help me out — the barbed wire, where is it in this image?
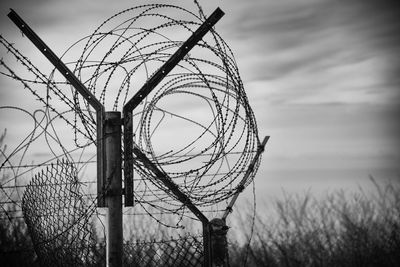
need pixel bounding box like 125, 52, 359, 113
2, 2, 262, 219
1, 1, 263, 265
65, 3, 261, 210
0, 36, 96, 145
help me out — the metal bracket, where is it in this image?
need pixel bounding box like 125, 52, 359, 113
132, 145, 209, 223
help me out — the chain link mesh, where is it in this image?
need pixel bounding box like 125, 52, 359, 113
22, 159, 98, 266
2, 2, 260, 265
21, 159, 208, 266
124, 236, 203, 267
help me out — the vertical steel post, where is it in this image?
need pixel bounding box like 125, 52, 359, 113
203, 222, 212, 267
104, 112, 123, 267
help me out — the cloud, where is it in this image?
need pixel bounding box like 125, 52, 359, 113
213, 0, 400, 108
2, 0, 399, 106
1, 0, 399, 187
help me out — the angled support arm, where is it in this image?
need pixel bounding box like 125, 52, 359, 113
132, 145, 209, 223
8, 9, 107, 207
133, 145, 214, 267
222, 136, 270, 221
123, 7, 224, 206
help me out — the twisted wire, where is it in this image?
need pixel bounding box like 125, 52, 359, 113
1, 1, 263, 248
59, 4, 261, 212
0, 37, 96, 146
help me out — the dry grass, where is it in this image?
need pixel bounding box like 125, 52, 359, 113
2, 141, 399, 267
228, 177, 400, 267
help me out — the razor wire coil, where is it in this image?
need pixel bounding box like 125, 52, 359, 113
1, 3, 261, 213
61, 4, 261, 209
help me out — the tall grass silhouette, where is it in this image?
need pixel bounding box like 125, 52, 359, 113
2, 129, 399, 267
229, 177, 400, 267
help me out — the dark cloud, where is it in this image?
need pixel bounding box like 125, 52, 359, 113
344, 0, 400, 124
0, 0, 50, 11
330, 0, 400, 80
222, 1, 345, 80
222, 0, 400, 106
233, 3, 323, 39
0, 0, 398, 188
0, 0, 53, 30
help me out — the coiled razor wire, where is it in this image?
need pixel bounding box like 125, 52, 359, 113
1, 1, 262, 224
63, 3, 262, 209
22, 159, 98, 266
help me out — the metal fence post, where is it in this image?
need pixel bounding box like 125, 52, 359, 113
7, 7, 260, 267
105, 112, 123, 267
203, 222, 212, 267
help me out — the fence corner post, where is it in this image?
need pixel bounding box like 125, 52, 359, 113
104, 111, 123, 267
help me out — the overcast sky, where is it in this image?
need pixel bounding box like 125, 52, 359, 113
1, 0, 399, 199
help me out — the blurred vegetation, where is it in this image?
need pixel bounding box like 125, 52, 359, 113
2, 130, 400, 266
1, 177, 399, 266
0, 204, 38, 266
0, 129, 37, 266
229, 177, 400, 267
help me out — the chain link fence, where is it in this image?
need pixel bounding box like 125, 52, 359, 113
22, 159, 98, 266
21, 159, 208, 266
124, 237, 203, 267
